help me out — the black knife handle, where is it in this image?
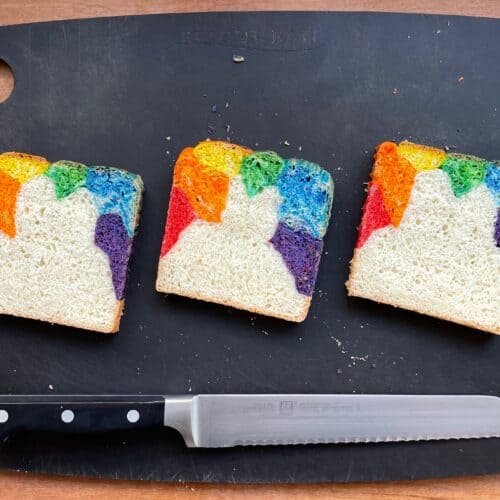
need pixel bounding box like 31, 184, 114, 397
0, 395, 165, 439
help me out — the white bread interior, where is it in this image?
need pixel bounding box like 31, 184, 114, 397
0, 176, 122, 333
157, 176, 310, 322
347, 169, 500, 334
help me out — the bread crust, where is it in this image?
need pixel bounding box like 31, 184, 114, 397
398, 140, 444, 155
0, 300, 124, 334
346, 250, 500, 335
2, 151, 49, 163
156, 275, 311, 323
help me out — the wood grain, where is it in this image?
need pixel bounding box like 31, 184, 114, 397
1, 470, 500, 499
0, 1, 499, 498
0, 0, 499, 26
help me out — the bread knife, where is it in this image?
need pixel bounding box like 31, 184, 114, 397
0, 394, 498, 447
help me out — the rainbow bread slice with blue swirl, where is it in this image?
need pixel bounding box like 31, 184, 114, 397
347, 141, 500, 334
156, 141, 334, 322
0, 152, 143, 333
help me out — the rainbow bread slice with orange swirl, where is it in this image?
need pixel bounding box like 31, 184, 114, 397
347, 141, 500, 334
0, 152, 143, 333
156, 141, 334, 322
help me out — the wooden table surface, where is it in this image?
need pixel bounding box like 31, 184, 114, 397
0, 1, 499, 498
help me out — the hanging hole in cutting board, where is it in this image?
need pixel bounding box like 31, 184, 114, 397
0, 59, 14, 103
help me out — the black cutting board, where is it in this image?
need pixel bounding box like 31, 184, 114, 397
0, 11, 499, 483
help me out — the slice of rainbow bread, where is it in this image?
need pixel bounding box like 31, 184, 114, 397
156, 141, 333, 322
347, 141, 499, 334
0, 152, 143, 333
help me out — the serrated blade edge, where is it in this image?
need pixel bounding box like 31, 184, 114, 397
164, 394, 500, 448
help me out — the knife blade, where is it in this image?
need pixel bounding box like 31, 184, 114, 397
0, 394, 498, 448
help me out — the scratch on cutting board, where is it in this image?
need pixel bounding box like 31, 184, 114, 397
61, 23, 68, 45
345, 457, 354, 481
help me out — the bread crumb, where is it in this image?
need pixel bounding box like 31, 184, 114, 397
350, 355, 368, 362
233, 55, 245, 63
